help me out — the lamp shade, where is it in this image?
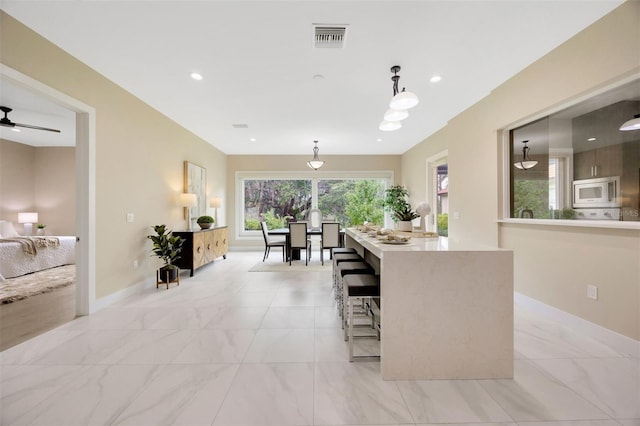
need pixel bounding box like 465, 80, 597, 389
514, 160, 539, 170
379, 120, 401, 131
383, 108, 409, 122
18, 212, 38, 223
389, 89, 419, 110
210, 197, 222, 208
179, 193, 197, 207
619, 114, 640, 131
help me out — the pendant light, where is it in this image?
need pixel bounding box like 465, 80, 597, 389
513, 140, 538, 170
378, 65, 419, 131
307, 140, 325, 170
619, 114, 640, 131
389, 65, 419, 110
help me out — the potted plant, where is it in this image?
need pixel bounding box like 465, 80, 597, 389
36, 223, 46, 236
383, 185, 419, 231
196, 215, 215, 229
147, 224, 185, 283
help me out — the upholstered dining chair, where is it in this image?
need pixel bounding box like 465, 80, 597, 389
288, 222, 311, 266
320, 222, 341, 265
260, 221, 286, 262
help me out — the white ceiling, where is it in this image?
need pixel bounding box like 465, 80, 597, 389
0, 1, 623, 154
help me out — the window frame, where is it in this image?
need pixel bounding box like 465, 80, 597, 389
499, 74, 640, 230
236, 170, 394, 239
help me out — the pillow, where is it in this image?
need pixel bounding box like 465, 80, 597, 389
0, 220, 20, 238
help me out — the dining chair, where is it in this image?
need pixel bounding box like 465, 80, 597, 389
320, 222, 341, 265
260, 221, 286, 262
288, 222, 311, 265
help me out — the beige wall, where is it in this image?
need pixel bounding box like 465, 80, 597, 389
226, 154, 401, 248
1, 12, 227, 299
1, 140, 76, 235
401, 1, 640, 339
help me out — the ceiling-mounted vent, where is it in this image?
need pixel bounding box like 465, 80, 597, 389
314, 25, 347, 48
232, 123, 249, 129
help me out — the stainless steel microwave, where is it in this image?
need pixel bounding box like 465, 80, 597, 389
573, 176, 620, 208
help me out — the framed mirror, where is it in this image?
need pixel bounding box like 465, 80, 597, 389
184, 161, 206, 221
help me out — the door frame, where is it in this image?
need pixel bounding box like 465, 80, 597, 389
426, 150, 448, 231
1, 64, 96, 315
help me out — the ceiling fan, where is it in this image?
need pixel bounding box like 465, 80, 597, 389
0, 106, 61, 133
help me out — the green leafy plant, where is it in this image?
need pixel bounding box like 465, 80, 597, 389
437, 213, 449, 237
37, 223, 46, 229
383, 184, 418, 222
196, 215, 214, 224
147, 225, 184, 269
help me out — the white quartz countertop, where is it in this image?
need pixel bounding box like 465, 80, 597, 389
345, 228, 503, 258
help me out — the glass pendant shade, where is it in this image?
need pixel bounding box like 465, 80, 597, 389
619, 114, 640, 131
383, 108, 409, 121
514, 160, 539, 170
389, 89, 419, 110
379, 120, 401, 131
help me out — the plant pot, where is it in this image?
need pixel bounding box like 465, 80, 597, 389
397, 221, 413, 232
198, 222, 212, 229
36, 229, 45, 236
159, 266, 179, 283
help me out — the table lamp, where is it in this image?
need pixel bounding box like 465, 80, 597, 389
18, 212, 38, 236
179, 193, 197, 230
210, 197, 222, 225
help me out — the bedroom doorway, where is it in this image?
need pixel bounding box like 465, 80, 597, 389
1, 65, 96, 318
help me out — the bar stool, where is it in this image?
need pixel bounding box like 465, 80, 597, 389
336, 261, 374, 319
343, 273, 381, 362
332, 253, 363, 294
331, 247, 357, 256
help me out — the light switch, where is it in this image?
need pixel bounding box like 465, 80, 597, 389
453, 211, 460, 220
126, 213, 134, 223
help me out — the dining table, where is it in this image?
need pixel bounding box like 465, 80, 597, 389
269, 226, 345, 260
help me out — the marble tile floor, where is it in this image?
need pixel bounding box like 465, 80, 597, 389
1, 251, 638, 426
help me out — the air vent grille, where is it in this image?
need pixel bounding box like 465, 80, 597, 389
232, 123, 249, 129
314, 26, 346, 48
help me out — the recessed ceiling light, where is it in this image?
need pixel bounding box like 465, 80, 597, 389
11, 128, 21, 132
376, 138, 382, 142
249, 138, 257, 142
429, 75, 442, 83
587, 137, 597, 141
312, 74, 325, 80
190, 72, 203, 81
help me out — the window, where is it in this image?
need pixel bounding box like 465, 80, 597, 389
237, 171, 392, 236
508, 78, 640, 222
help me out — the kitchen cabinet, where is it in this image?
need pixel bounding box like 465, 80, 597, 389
573, 143, 623, 180
174, 226, 228, 276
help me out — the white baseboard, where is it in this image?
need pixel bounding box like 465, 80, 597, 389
91, 276, 155, 313
515, 292, 639, 358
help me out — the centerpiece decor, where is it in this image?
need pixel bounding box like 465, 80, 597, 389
383, 184, 419, 232
196, 215, 215, 229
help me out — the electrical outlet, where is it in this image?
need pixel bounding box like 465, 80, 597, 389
453, 211, 460, 220
133, 260, 139, 269
126, 213, 134, 223
587, 285, 598, 300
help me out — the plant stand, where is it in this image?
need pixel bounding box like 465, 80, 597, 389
156, 268, 180, 289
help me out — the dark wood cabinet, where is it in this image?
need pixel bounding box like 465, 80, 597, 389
174, 226, 228, 276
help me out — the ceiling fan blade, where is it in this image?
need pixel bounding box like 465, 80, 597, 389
15, 122, 61, 133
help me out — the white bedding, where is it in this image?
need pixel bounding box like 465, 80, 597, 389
0, 236, 76, 280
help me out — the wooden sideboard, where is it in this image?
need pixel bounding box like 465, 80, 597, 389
174, 226, 228, 276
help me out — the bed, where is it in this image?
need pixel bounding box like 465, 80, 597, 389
0, 221, 77, 349
0, 236, 76, 281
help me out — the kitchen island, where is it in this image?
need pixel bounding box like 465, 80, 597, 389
345, 228, 513, 380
